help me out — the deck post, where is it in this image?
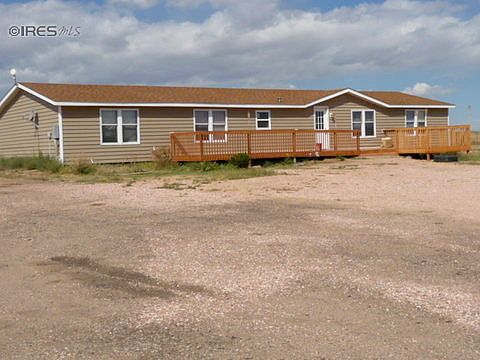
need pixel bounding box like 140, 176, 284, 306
247, 131, 252, 157
293, 130, 298, 163
425, 127, 431, 158
170, 132, 174, 160
356, 131, 360, 154
395, 130, 400, 153
199, 133, 204, 161
292, 130, 297, 156
333, 131, 338, 152
467, 125, 472, 150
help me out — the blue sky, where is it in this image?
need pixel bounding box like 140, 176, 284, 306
0, 0, 479, 128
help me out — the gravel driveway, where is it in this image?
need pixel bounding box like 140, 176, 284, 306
0, 156, 479, 359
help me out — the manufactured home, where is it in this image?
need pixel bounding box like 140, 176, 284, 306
0, 82, 465, 164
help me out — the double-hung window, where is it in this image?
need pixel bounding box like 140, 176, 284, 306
194, 109, 227, 141
256, 110, 271, 130
100, 109, 139, 144
351, 110, 376, 137
405, 110, 426, 128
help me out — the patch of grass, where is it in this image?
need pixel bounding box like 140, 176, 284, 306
0, 157, 277, 184
330, 164, 360, 170
0, 156, 62, 173
458, 151, 480, 164
258, 157, 297, 168
124, 179, 135, 187
159, 182, 191, 190
202, 166, 274, 182
186, 161, 221, 172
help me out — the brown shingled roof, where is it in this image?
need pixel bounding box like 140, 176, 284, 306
19, 82, 454, 107
362, 91, 453, 106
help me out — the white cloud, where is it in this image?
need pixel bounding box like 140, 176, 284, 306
0, 0, 479, 94
107, 0, 161, 9
404, 82, 454, 97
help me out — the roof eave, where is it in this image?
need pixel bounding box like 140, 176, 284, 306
11, 83, 455, 110
55, 101, 308, 108
17, 83, 58, 105
388, 104, 456, 108
0, 85, 21, 113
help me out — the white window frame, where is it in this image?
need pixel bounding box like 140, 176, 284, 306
351, 109, 376, 138
193, 109, 228, 142
405, 109, 428, 128
100, 108, 140, 145
255, 110, 271, 130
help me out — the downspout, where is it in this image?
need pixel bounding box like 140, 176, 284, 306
57, 105, 64, 164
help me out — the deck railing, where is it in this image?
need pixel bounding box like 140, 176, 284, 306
170, 125, 471, 162
170, 129, 361, 162
383, 125, 471, 154
472, 131, 480, 146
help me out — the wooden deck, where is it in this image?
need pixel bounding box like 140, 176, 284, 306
383, 125, 471, 154
170, 125, 471, 162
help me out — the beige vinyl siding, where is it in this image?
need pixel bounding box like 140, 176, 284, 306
227, 109, 253, 130
60, 93, 449, 163
270, 108, 314, 129
62, 107, 195, 163
425, 108, 449, 126
321, 94, 448, 148
228, 108, 314, 130
62, 107, 315, 163
0, 91, 58, 158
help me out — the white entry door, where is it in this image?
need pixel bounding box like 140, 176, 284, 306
314, 107, 330, 150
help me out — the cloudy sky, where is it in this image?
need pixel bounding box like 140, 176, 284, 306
0, 0, 479, 128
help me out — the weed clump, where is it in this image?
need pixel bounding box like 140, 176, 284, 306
71, 157, 96, 174
229, 153, 250, 168
152, 146, 175, 169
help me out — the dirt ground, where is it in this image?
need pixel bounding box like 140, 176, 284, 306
0, 156, 479, 359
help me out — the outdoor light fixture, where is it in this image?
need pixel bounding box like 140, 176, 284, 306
10, 68, 17, 84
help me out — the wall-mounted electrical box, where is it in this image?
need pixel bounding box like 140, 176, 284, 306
51, 124, 60, 140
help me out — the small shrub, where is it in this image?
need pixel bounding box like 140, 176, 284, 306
71, 157, 96, 174
229, 153, 250, 168
152, 146, 174, 169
